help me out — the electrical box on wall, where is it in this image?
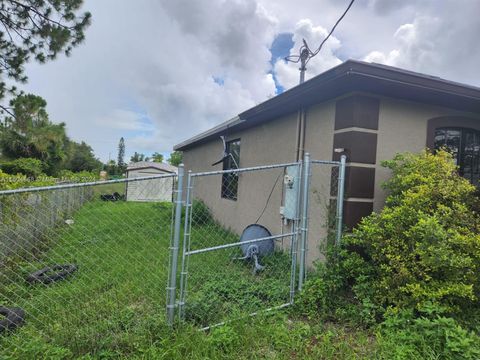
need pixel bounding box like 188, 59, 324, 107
280, 165, 300, 220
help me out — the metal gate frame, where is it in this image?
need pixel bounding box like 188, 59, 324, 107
166, 153, 346, 326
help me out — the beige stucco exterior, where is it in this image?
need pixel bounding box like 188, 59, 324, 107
183, 102, 336, 263
182, 93, 480, 263
374, 97, 480, 211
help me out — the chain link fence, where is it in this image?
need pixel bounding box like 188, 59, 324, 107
0, 174, 176, 356
169, 155, 346, 329
176, 163, 303, 329
0, 154, 346, 352
303, 159, 345, 270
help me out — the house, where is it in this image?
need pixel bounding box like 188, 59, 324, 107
126, 161, 177, 202
174, 60, 480, 261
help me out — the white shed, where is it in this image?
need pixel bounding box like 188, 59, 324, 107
126, 161, 177, 202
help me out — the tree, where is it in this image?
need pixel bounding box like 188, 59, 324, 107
168, 151, 182, 166
0, 93, 101, 175
64, 140, 101, 172
104, 159, 117, 176
0, 94, 68, 174
117, 137, 125, 170
151, 152, 163, 163
1, 157, 43, 178
0, 0, 91, 113
130, 152, 149, 163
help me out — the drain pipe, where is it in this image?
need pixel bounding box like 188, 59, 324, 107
295, 51, 308, 161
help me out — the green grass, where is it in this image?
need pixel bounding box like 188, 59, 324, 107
1, 200, 173, 357
0, 198, 378, 359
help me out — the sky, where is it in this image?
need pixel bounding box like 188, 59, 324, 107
20, 0, 480, 162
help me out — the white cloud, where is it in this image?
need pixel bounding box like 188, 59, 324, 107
96, 109, 154, 132
273, 19, 342, 90
363, 1, 480, 84
18, 0, 480, 163
22, 0, 279, 161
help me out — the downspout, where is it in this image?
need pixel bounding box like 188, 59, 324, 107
295, 52, 308, 161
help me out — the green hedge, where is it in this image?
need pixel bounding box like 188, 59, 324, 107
297, 150, 480, 359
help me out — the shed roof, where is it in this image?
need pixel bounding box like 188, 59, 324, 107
174, 59, 480, 151
127, 161, 177, 173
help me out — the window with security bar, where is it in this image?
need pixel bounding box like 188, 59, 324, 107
221, 139, 240, 200
434, 127, 480, 186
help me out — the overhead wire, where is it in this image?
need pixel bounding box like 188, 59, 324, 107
285, 0, 356, 65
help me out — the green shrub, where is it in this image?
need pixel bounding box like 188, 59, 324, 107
1, 157, 44, 178
298, 150, 480, 327
57, 169, 99, 182
0, 169, 55, 190
347, 150, 480, 320
377, 310, 480, 359
296, 244, 378, 326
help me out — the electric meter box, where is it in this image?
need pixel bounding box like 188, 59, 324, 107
281, 164, 300, 220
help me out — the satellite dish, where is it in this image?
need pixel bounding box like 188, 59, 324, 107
211, 135, 239, 168
211, 136, 228, 166
237, 224, 274, 273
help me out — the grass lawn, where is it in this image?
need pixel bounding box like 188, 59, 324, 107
0, 198, 376, 359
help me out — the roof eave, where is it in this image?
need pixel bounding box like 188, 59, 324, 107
174, 60, 480, 151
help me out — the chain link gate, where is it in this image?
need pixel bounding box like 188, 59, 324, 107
167, 153, 346, 329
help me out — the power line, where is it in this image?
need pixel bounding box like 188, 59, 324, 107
255, 171, 283, 224
309, 0, 356, 58
285, 0, 356, 83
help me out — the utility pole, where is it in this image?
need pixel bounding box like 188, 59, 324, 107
285, 0, 356, 159
299, 47, 309, 84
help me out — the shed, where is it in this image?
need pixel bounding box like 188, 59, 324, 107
126, 161, 177, 202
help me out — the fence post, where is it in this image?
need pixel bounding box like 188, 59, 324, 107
335, 155, 347, 247
167, 164, 184, 326
178, 172, 193, 321
298, 152, 311, 291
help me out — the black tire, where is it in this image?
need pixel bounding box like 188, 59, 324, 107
27, 264, 78, 285
0, 307, 25, 334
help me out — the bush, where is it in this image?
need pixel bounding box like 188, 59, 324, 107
349, 150, 480, 319
377, 309, 480, 359
1, 157, 44, 178
298, 150, 480, 328
57, 169, 99, 182
0, 169, 55, 191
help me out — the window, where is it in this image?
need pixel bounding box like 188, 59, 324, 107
221, 139, 240, 200
434, 127, 480, 185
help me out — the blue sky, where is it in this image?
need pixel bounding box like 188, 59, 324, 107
269, 33, 294, 93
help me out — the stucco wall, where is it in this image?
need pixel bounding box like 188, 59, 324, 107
374, 97, 480, 211
182, 93, 480, 263
182, 102, 336, 263
303, 101, 336, 263
182, 112, 297, 247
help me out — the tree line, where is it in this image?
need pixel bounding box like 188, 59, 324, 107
0, 93, 183, 179
0, 0, 182, 180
